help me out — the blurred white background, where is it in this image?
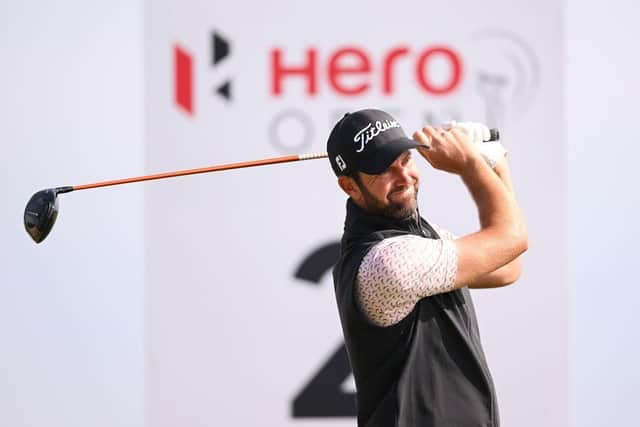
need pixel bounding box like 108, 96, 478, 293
1, 2, 144, 426
1, 0, 638, 426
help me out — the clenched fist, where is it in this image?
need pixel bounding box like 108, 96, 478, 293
444, 121, 506, 168
412, 126, 483, 175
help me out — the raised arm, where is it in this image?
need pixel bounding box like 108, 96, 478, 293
465, 155, 526, 288
413, 126, 528, 288
354, 126, 527, 327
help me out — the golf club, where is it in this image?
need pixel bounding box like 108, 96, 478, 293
23, 152, 327, 244
23, 128, 500, 244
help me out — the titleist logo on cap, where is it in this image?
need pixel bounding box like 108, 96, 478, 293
354, 120, 401, 153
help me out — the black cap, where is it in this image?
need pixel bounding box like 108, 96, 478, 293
327, 109, 420, 176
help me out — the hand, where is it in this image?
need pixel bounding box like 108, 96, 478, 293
444, 121, 506, 169
412, 126, 482, 175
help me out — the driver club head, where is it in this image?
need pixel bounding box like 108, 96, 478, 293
24, 189, 61, 243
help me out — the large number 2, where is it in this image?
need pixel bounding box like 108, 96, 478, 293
291, 242, 357, 418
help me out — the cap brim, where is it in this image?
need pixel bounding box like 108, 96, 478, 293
357, 137, 421, 175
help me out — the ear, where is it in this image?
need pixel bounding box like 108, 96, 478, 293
338, 175, 362, 200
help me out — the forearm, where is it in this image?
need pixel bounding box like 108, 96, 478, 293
460, 157, 520, 231
466, 257, 522, 289
492, 156, 514, 194
453, 157, 527, 286
491, 156, 527, 240
467, 157, 525, 289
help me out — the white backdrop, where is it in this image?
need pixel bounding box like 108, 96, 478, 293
2, 1, 639, 427
568, 1, 640, 425
0, 1, 144, 427
146, 1, 566, 426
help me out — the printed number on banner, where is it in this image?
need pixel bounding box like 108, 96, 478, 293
292, 242, 357, 418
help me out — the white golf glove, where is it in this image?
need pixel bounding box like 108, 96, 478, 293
444, 121, 506, 168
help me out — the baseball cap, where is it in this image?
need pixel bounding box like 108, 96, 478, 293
327, 109, 421, 176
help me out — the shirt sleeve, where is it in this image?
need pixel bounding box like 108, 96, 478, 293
356, 234, 458, 327
431, 223, 457, 240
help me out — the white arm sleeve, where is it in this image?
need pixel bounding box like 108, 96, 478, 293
356, 233, 458, 327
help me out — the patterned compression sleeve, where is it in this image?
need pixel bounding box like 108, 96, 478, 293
356, 233, 458, 327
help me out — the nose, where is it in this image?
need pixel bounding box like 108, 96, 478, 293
390, 162, 414, 186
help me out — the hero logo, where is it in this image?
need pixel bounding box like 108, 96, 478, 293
270, 45, 463, 96
173, 34, 463, 115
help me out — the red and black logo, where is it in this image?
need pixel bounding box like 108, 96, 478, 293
174, 31, 232, 114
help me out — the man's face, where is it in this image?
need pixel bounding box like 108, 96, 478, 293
351, 150, 420, 219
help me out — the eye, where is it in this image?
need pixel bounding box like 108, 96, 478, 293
401, 151, 412, 165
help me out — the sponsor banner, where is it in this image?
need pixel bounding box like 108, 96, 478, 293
146, 1, 566, 426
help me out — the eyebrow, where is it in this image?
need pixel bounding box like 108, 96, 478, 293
383, 151, 411, 172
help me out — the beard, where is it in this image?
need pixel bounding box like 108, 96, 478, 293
357, 182, 419, 220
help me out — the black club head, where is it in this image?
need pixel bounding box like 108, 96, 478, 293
24, 189, 60, 244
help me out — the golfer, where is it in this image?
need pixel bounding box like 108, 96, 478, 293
328, 109, 527, 426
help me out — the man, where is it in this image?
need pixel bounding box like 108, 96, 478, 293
327, 109, 527, 426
